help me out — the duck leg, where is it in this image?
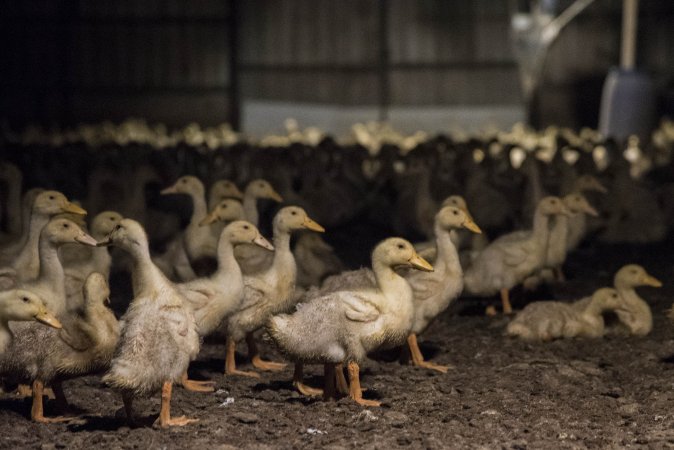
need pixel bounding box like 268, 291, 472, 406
31, 380, 72, 423
16, 383, 32, 398
347, 362, 380, 407
52, 380, 72, 414
224, 337, 260, 378
406, 333, 451, 373
246, 333, 286, 371
323, 364, 336, 401
335, 364, 350, 395
122, 393, 137, 427
180, 371, 215, 393
154, 381, 199, 428
500, 288, 513, 315
293, 363, 323, 397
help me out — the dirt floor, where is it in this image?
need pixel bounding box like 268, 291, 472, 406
1, 239, 674, 450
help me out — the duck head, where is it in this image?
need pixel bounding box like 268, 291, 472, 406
199, 199, 245, 226
274, 206, 324, 233
373, 238, 434, 272
574, 175, 607, 194
614, 264, 662, 290
536, 196, 571, 217
83, 272, 111, 308
96, 218, 148, 252
222, 220, 274, 251
33, 190, 87, 216
590, 287, 622, 310
436, 206, 482, 234
562, 193, 599, 217
160, 175, 205, 197
209, 179, 244, 205
90, 211, 124, 240
245, 179, 283, 203
43, 217, 98, 247
0, 289, 61, 328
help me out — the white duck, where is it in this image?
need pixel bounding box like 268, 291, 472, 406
241, 179, 284, 227
267, 238, 433, 406
225, 206, 324, 377
506, 288, 623, 340
99, 219, 200, 428
565, 175, 607, 251
176, 220, 273, 391
463, 196, 570, 314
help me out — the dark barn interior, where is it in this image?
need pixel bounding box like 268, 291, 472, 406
1, 1, 674, 448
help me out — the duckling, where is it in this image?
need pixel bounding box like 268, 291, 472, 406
0, 289, 62, 354
61, 211, 123, 307
241, 179, 284, 227
267, 238, 433, 406
176, 221, 273, 391
1, 273, 119, 422
99, 219, 200, 428
294, 232, 344, 288
0, 191, 88, 284
208, 179, 244, 210
579, 265, 661, 336
225, 207, 324, 377
199, 198, 245, 227
506, 287, 623, 340
464, 196, 570, 314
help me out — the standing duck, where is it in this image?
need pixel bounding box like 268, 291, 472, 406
241, 179, 284, 227
225, 207, 324, 377
463, 197, 569, 314
267, 238, 433, 406
99, 219, 200, 428
177, 220, 273, 391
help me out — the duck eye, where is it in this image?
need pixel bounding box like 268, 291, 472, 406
397, 244, 404, 250
22, 297, 29, 303
452, 210, 458, 215
181, 179, 187, 183
258, 183, 264, 187
49, 195, 55, 200
291, 211, 297, 216
63, 223, 69, 228
243, 225, 249, 230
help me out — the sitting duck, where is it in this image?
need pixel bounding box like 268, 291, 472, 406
267, 238, 433, 406
176, 220, 273, 391
225, 207, 324, 377
1, 272, 119, 422
0, 289, 61, 354
99, 219, 200, 428
463, 197, 569, 314
506, 287, 623, 340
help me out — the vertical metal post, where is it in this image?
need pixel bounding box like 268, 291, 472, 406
228, 0, 241, 131
377, 0, 390, 122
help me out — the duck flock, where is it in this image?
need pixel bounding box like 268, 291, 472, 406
0, 118, 672, 427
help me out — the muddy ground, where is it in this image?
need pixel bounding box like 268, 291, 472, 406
1, 239, 674, 450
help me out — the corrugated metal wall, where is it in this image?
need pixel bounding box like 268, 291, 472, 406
1, 0, 672, 128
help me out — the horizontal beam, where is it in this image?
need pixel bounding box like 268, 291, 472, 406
240, 61, 517, 73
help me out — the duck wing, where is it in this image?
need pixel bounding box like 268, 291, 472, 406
341, 292, 381, 323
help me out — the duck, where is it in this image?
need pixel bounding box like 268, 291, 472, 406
565, 175, 607, 251
176, 220, 273, 391
208, 179, 244, 210
0, 272, 119, 422
225, 206, 324, 377
61, 211, 123, 307
0, 289, 62, 354
577, 265, 661, 336
463, 196, 570, 314
199, 198, 245, 227
267, 238, 433, 406
241, 179, 284, 227
294, 232, 345, 288
0, 190, 87, 279
0, 218, 98, 307
506, 287, 623, 340
99, 219, 200, 428
0, 187, 44, 253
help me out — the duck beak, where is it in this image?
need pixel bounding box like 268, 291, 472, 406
35, 310, 62, 329
592, 181, 608, 193
409, 253, 434, 272
560, 205, 573, 217
199, 212, 218, 227
269, 190, 284, 203
105, 297, 111, 306
583, 203, 600, 217
160, 184, 178, 195
96, 237, 112, 247
302, 217, 325, 233
75, 232, 99, 247
642, 274, 663, 288
63, 202, 87, 216
231, 186, 244, 199
252, 234, 275, 251
462, 218, 482, 234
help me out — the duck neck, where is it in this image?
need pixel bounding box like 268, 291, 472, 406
37, 238, 66, 298
531, 210, 551, 249
20, 212, 49, 258
434, 224, 461, 275
271, 226, 294, 275
213, 238, 240, 283
129, 244, 169, 298
189, 191, 208, 225
243, 192, 259, 227
550, 214, 569, 247
372, 260, 410, 313
584, 298, 612, 317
